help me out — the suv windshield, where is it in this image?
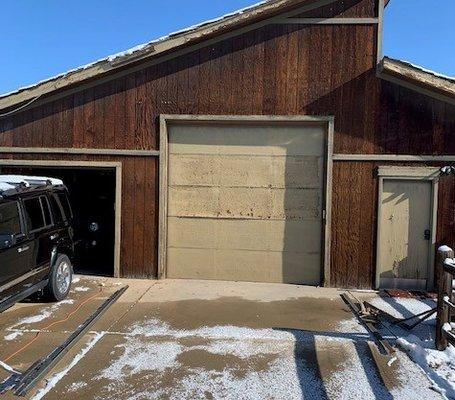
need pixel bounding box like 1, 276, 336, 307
0, 202, 22, 236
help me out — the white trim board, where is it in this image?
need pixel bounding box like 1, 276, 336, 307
0, 147, 159, 157
158, 114, 334, 286
0, 159, 122, 278
333, 154, 455, 162
276, 17, 379, 24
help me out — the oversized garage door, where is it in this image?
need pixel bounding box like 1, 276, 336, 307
166, 122, 326, 284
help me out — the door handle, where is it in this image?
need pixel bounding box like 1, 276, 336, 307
17, 246, 30, 253
424, 229, 431, 240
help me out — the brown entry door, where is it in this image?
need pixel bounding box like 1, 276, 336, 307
378, 179, 433, 290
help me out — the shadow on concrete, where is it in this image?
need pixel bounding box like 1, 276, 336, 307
275, 327, 393, 399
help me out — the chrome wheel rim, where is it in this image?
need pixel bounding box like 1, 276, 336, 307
56, 261, 71, 294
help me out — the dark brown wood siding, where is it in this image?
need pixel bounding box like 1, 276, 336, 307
0, 0, 454, 286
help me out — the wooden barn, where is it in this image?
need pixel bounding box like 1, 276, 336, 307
0, 0, 454, 289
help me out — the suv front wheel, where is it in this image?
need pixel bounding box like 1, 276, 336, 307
44, 254, 73, 301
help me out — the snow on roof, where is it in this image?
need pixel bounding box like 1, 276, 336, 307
0, 175, 64, 190
387, 58, 455, 83
381, 57, 455, 102
0, 182, 15, 192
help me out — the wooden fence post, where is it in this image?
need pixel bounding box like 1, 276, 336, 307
436, 246, 454, 350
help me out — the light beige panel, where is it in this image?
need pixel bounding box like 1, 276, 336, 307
169, 124, 325, 156
169, 154, 323, 189
168, 186, 220, 217
169, 154, 216, 187
271, 188, 321, 220
167, 217, 217, 249
168, 217, 322, 253
169, 186, 320, 220
272, 156, 323, 188
378, 179, 432, 287
167, 248, 217, 280
168, 247, 321, 284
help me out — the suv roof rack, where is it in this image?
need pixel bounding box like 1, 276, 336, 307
0, 175, 64, 198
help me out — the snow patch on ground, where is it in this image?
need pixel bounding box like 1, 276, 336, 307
10, 299, 75, 328
93, 317, 441, 400
73, 286, 90, 292
4, 331, 23, 341
372, 296, 454, 399
335, 317, 369, 334
30, 332, 105, 400
397, 335, 455, 399
129, 319, 295, 341
68, 381, 88, 392
369, 296, 436, 322
72, 277, 81, 284
97, 339, 182, 382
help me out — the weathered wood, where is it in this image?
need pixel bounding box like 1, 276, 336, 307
436, 246, 454, 350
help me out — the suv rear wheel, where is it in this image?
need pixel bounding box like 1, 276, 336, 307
44, 254, 73, 301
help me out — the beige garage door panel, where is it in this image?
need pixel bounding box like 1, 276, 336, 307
169, 154, 323, 188
168, 187, 321, 220
169, 124, 325, 156
167, 247, 321, 284
168, 217, 322, 253
167, 123, 325, 284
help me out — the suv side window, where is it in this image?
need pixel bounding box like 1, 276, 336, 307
41, 196, 52, 226
49, 194, 64, 224
23, 196, 53, 233
57, 192, 73, 221
0, 202, 22, 236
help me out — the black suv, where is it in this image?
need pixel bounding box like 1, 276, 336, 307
0, 175, 74, 312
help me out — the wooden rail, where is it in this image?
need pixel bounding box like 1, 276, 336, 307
436, 246, 455, 350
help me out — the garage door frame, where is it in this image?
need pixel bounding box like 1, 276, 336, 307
0, 159, 123, 277
159, 114, 334, 286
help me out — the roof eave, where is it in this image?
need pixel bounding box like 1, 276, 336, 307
377, 57, 455, 106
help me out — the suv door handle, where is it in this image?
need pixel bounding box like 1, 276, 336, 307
17, 246, 30, 253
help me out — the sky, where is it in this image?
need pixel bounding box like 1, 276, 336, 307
0, 0, 454, 95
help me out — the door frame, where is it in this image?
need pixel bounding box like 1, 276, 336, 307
0, 159, 122, 278
375, 166, 440, 290
159, 114, 335, 286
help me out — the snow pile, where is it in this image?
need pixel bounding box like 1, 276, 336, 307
397, 334, 455, 399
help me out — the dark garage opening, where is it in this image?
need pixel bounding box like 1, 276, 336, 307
0, 165, 116, 277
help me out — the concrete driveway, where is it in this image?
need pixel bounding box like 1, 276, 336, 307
0, 277, 443, 399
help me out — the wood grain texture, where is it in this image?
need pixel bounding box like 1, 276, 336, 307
0, 0, 454, 285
